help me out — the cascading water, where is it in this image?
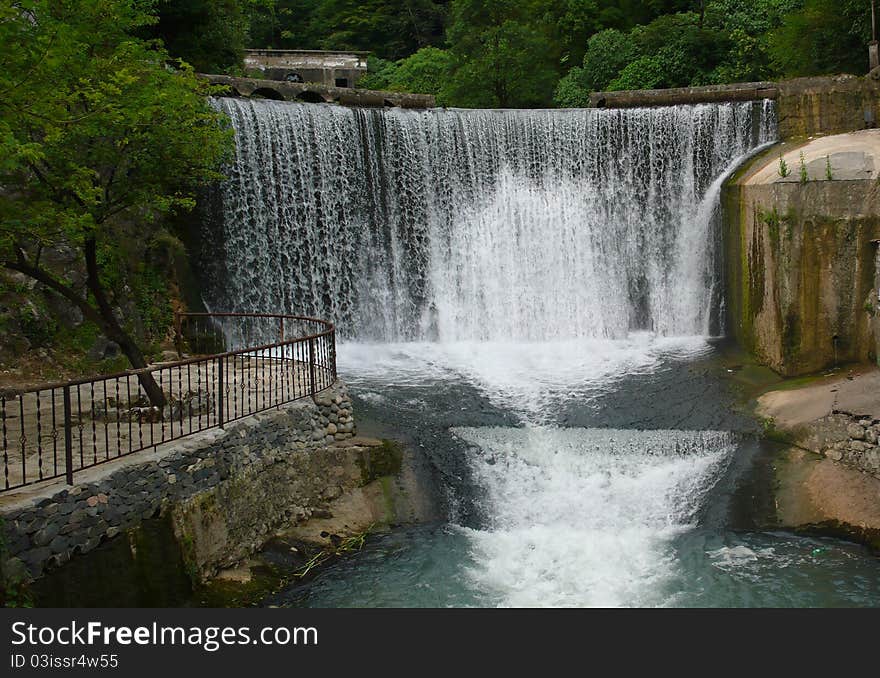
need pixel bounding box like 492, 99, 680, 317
203, 98, 776, 341
200, 98, 880, 608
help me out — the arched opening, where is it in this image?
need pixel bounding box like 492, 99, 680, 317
251, 87, 284, 101
296, 91, 326, 104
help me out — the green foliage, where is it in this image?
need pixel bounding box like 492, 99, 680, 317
799, 151, 808, 183
581, 29, 640, 92
246, 0, 449, 59
244, 0, 875, 107
389, 48, 452, 100
0, 0, 232, 372
609, 55, 667, 91
825, 155, 833, 181
443, 0, 559, 108
358, 56, 399, 90
767, 0, 872, 77
554, 68, 593, 107
360, 48, 452, 101
152, 0, 265, 74
0, 0, 232, 246
778, 155, 791, 178
704, 0, 802, 82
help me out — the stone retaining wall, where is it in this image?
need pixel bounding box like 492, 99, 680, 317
1, 381, 356, 584
794, 411, 880, 478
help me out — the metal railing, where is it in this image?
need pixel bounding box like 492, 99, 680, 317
0, 313, 336, 493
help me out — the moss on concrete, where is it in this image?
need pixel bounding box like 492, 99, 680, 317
723, 140, 880, 376
357, 439, 404, 486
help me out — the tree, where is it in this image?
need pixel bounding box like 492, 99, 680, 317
444, 0, 559, 108
553, 28, 639, 106
307, 0, 449, 60
0, 0, 232, 406
360, 48, 451, 101
768, 0, 872, 77
151, 0, 258, 74
581, 28, 640, 92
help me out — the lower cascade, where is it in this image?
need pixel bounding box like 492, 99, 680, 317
203, 97, 776, 342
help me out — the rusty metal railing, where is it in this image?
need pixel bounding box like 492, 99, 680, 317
0, 313, 336, 493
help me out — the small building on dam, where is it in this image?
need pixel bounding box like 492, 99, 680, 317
243, 49, 369, 89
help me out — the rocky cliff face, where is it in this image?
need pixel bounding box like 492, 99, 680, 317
722, 131, 880, 376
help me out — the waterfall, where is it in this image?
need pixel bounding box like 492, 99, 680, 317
203, 98, 776, 341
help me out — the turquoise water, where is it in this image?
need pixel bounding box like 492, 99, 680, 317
275, 526, 880, 608
265, 339, 880, 608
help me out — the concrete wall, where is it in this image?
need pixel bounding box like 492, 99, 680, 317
243, 50, 368, 88
722, 132, 880, 376
202, 74, 435, 109
591, 75, 880, 141
0, 381, 380, 585
775, 75, 880, 140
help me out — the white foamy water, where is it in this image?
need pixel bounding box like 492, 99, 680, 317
454, 427, 736, 607
338, 334, 712, 422
204, 99, 776, 342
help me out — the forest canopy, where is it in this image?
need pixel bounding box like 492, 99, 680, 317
151, 0, 878, 108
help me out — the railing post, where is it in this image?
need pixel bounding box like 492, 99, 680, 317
62, 385, 73, 486
217, 355, 225, 429
173, 311, 183, 359
330, 329, 337, 380
308, 337, 317, 395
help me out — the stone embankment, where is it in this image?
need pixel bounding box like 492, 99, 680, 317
757, 369, 880, 549
0, 379, 431, 592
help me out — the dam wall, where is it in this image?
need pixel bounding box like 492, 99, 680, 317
722, 131, 880, 376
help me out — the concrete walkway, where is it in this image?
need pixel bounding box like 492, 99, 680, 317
757, 366, 880, 428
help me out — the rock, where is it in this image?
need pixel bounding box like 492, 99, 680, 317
326, 423, 338, 435
33, 523, 60, 547
846, 423, 866, 440
87, 336, 121, 362
826, 447, 844, 461
48, 535, 69, 554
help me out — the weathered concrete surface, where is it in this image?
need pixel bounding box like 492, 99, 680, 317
775, 75, 880, 140
758, 368, 880, 478
773, 447, 880, 551
589, 81, 778, 108
590, 75, 880, 141
757, 368, 880, 428
722, 130, 880, 376
202, 74, 435, 109
242, 49, 368, 89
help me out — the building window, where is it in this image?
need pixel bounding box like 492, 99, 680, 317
335, 78, 348, 88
